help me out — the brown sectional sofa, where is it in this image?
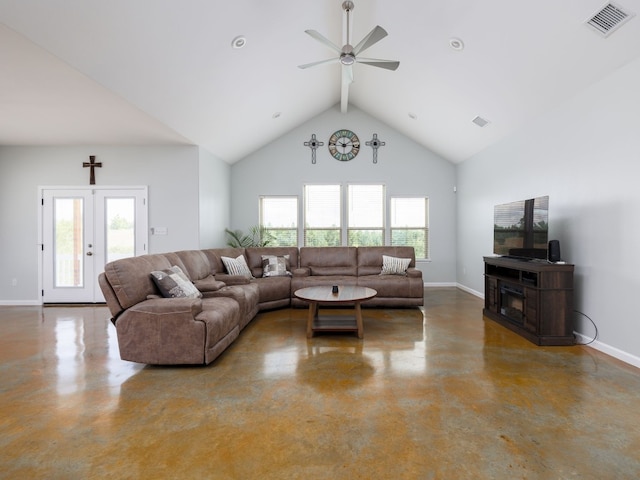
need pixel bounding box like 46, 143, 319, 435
99, 246, 423, 366
291, 246, 424, 308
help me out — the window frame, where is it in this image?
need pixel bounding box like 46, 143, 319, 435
259, 195, 299, 247
303, 184, 342, 247
389, 196, 430, 260
346, 183, 385, 247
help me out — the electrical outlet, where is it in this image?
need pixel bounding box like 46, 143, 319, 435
11, 278, 17, 287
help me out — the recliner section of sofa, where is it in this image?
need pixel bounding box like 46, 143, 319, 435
99, 246, 424, 366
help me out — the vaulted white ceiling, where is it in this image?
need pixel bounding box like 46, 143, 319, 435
2, 0, 640, 164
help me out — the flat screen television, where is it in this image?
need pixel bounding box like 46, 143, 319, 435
493, 196, 549, 260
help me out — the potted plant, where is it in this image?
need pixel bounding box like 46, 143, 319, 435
224, 225, 275, 248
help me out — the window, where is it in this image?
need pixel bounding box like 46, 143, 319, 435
347, 184, 384, 246
304, 185, 341, 246
259, 196, 298, 246
390, 197, 429, 259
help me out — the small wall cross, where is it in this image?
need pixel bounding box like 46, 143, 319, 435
365, 134, 386, 164
304, 134, 324, 164
83, 155, 102, 185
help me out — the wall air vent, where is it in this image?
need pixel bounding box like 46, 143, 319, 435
586, 3, 634, 37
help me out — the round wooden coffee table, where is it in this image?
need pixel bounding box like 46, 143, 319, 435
294, 285, 377, 339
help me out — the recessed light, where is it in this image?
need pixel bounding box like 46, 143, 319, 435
408, 112, 417, 120
231, 35, 247, 49
449, 37, 464, 51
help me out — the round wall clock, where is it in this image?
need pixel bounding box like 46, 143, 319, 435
328, 129, 360, 161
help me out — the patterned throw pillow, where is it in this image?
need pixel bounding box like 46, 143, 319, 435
221, 255, 254, 278
150, 265, 202, 298
380, 255, 411, 276
261, 255, 292, 277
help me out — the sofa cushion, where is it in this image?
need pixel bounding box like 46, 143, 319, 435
252, 277, 292, 306
193, 277, 226, 293
150, 266, 202, 299
221, 255, 253, 278
381, 255, 411, 275
245, 247, 299, 278
202, 248, 245, 275
261, 254, 292, 277
171, 250, 212, 281
299, 247, 358, 276
357, 246, 417, 276
103, 254, 172, 310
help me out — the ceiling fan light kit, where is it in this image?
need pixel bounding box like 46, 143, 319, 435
298, 1, 399, 113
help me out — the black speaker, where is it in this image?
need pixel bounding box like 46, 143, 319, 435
548, 240, 561, 262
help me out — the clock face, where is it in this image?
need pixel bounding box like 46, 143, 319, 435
328, 129, 360, 161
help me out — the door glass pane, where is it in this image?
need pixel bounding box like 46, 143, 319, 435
54, 198, 83, 287
105, 198, 135, 263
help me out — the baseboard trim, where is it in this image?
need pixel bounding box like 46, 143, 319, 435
456, 283, 483, 298
0, 300, 41, 306
424, 282, 457, 287
574, 333, 640, 370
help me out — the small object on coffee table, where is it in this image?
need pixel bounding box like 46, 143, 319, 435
294, 285, 377, 339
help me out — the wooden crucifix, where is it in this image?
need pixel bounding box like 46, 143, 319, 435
83, 155, 102, 185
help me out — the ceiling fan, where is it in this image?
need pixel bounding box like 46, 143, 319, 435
298, 1, 399, 113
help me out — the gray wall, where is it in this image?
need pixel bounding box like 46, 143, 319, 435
0, 145, 229, 303
230, 105, 457, 284
456, 56, 640, 366
198, 146, 231, 248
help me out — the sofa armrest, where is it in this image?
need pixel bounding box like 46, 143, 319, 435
193, 276, 226, 293
114, 297, 212, 365
292, 267, 310, 277
407, 268, 422, 279
214, 273, 251, 285
125, 297, 203, 318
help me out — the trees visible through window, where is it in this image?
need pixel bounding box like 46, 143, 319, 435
259, 196, 298, 247
347, 184, 384, 246
265, 187, 430, 259
390, 197, 429, 259
303, 185, 341, 246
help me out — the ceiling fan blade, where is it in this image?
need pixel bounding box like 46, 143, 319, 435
341, 82, 350, 114
342, 64, 354, 84
353, 25, 388, 56
356, 58, 400, 71
341, 65, 353, 113
298, 58, 339, 69
304, 29, 342, 54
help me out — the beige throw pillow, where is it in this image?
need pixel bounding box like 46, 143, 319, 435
380, 255, 411, 275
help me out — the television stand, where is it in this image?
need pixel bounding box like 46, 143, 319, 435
483, 256, 575, 346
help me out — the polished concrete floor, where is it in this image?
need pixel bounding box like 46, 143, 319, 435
1, 288, 639, 479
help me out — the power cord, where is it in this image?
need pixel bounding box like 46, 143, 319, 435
573, 310, 598, 345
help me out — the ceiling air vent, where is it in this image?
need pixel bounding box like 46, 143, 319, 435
472, 116, 490, 128
586, 3, 634, 37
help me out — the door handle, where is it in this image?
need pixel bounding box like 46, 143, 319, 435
86, 252, 93, 256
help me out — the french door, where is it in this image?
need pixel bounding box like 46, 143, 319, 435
40, 187, 148, 303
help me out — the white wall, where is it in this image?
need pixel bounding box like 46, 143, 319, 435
456, 56, 640, 366
230, 105, 457, 284
0, 145, 229, 303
